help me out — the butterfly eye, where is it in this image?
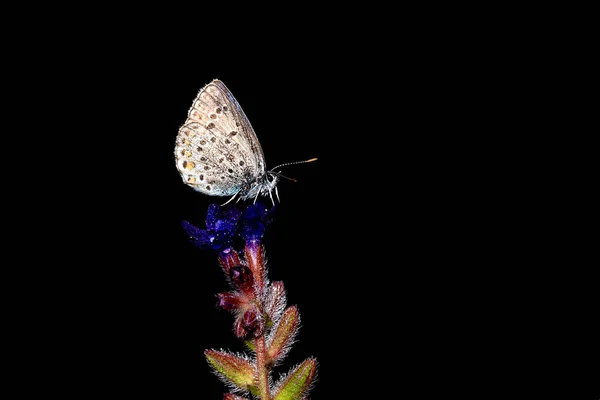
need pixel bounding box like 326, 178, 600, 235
267, 174, 275, 183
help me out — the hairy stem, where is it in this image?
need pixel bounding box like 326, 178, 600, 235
245, 242, 264, 299
255, 335, 270, 400
245, 241, 270, 399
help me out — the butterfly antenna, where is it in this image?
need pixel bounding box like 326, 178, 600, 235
271, 158, 318, 172
271, 157, 318, 182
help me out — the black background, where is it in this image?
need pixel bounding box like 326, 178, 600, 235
9, 7, 599, 399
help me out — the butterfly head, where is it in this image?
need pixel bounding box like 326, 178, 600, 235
255, 171, 281, 199
228, 158, 317, 205
265, 171, 281, 192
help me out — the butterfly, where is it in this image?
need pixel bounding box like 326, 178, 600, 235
174, 79, 316, 205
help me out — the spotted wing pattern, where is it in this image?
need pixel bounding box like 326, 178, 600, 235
174, 80, 266, 198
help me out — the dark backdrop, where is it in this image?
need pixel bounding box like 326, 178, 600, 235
48, 54, 479, 398
14, 11, 598, 399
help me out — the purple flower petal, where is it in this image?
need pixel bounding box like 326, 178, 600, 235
205, 204, 225, 230
183, 202, 276, 251
241, 201, 276, 241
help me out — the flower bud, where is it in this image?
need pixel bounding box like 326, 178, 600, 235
229, 265, 254, 294
234, 318, 248, 338
243, 309, 264, 338
233, 308, 264, 338
216, 292, 244, 311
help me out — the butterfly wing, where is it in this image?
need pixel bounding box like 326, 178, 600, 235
174, 80, 266, 198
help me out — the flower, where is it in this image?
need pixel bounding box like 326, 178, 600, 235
240, 201, 276, 242
183, 198, 318, 397
181, 201, 276, 252
181, 204, 243, 252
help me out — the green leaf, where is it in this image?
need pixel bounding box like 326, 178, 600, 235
244, 339, 255, 352
267, 306, 299, 365
223, 394, 249, 400
272, 358, 318, 400
204, 349, 257, 393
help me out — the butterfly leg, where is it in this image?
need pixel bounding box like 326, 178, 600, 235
268, 190, 276, 206
253, 191, 260, 205
221, 192, 238, 206
275, 186, 280, 203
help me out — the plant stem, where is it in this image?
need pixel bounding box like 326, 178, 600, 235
245, 241, 270, 399
255, 334, 270, 400
245, 242, 265, 299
